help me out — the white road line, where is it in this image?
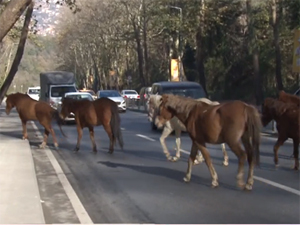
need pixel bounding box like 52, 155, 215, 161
136, 134, 156, 142
253, 176, 300, 196
30, 121, 93, 224
179, 147, 300, 196
121, 127, 125, 131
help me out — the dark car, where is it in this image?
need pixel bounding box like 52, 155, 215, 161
149, 81, 206, 130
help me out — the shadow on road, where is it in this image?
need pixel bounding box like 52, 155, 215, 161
97, 160, 243, 191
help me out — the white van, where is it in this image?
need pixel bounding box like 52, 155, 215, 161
27, 86, 40, 101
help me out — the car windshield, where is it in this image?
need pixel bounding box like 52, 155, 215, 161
28, 89, 40, 95
162, 87, 206, 99
51, 86, 77, 97
100, 91, 121, 98
66, 94, 93, 101
124, 91, 137, 95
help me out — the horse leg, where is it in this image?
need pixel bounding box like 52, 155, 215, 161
21, 120, 28, 140
273, 136, 287, 167
195, 151, 204, 165
74, 124, 83, 152
292, 139, 299, 170
49, 126, 59, 149
174, 128, 181, 161
221, 143, 229, 166
183, 142, 198, 183
89, 126, 97, 153
195, 142, 219, 188
39, 128, 50, 149
103, 123, 114, 154
241, 135, 255, 191
159, 126, 173, 161
227, 142, 247, 189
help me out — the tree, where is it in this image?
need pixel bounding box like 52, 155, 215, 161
0, 0, 34, 104
0, 0, 32, 42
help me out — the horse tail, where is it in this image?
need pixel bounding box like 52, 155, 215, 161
245, 105, 262, 166
52, 110, 67, 138
110, 103, 124, 150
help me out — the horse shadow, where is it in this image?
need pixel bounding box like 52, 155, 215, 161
97, 160, 240, 191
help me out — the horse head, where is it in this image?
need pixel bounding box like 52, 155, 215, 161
59, 97, 75, 119
154, 94, 174, 128
5, 93, 18, 115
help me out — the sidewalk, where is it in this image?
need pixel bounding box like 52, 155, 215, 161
0, 103, 45, 224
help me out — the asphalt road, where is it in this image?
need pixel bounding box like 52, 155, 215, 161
29, 110, 300, 224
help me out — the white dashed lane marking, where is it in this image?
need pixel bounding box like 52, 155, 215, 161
137, 133, 300, 197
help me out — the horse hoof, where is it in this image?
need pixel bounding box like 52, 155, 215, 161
107, 150, 113, 154
244, 184, 253, 191
22, 136, 27, 140
193, 159, 200, 165
212, 181, 219, 188
293, 166, 299, 170
183, 176, 190, 183
73, 148, 79, 152
39, 144, 45, 149
172, 156, 179, 162
167, 156, 173, 161
223, 161, 229, 167
237, 182, 246, 189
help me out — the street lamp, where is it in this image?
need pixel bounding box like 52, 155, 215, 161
168, 5, 183, 81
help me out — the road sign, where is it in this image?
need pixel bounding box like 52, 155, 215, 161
292, 29, 300, 73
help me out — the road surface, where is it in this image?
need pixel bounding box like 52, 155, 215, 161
27, 110, 300, 224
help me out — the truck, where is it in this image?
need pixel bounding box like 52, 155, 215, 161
39, 71, 77, 109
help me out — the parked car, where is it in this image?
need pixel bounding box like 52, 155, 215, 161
97, 90, 126, 112
121, 89, 140, 101
27, 86, 40, 101
149, 81, 206, 130
57, 92, 94, 122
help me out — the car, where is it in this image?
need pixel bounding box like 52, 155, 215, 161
58, 92, 94, 122
97, 90, 126, 112
79, 89, 97, 100
149, 81, 206, 130
27, 86, 40, 101
121, 89, 140, 100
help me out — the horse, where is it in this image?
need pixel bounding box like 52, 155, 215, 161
155, 94, 261, 191
148, 94, 229, 166
59, 97, 124, 153
261, 97, 299, 170
5, 92, 66, 149
278, 90, 300, 107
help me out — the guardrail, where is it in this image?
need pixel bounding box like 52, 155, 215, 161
125, 98, 148, 113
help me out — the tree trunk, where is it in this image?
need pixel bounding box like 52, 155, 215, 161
196, 0, 207, 95
271, 0, 283, 91
142, 0, 150, 86
133, 21, 145, 87
0, 0, 34, 104
0, 0, 32, 42
246, 0, 264, 105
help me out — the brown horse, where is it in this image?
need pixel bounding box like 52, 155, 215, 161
155, 94, 261, 191
278, 90, 300, 107
59, 97, 124, 153
5, 92, 66, 148
261, 97, 299, 170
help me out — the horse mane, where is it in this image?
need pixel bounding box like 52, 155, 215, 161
7, 92, 30, 104
278, 91, 300, 107
196, 97, 220, 106
264, 97, 298, 118
162, 94, 208, 115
